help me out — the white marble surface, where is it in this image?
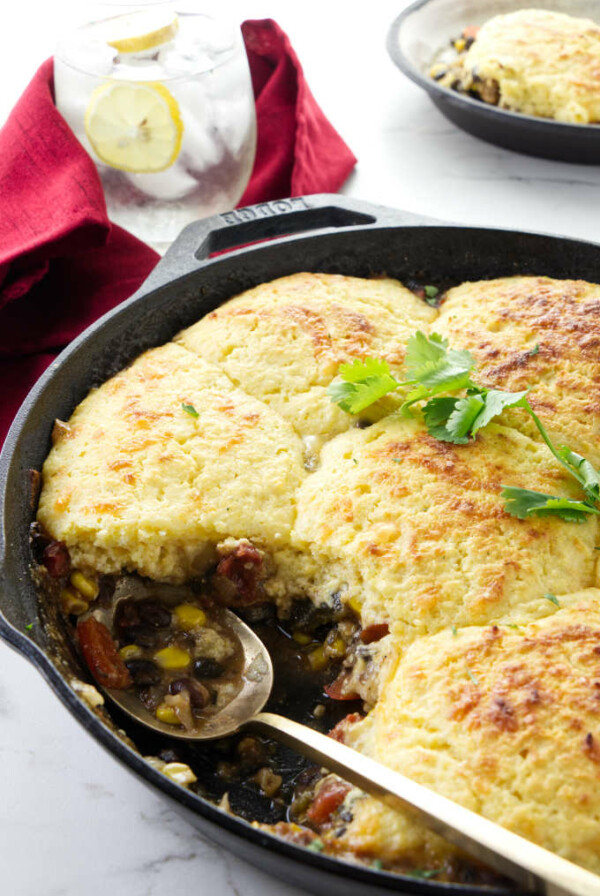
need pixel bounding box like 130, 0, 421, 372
2, 1, 600, 894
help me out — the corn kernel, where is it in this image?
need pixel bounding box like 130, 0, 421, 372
156, 703, 182, 726
307, 645, 328, 671
326, 636, 347, 659
454, 37, 466, 52
119, 644, 142, 661
292, 631, 312, 646
60, 587, 89, 616
347, 595, 363, 616
154, 646, 191, 670
162, 762, 198, 786
70, 571, 99, 601
173, 604, 207, 631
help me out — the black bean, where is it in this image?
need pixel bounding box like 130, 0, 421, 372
158, 748, 181, 763
126, 625, 159, 648
138, 599, 172, 628
169, 677, 210, 710
238, 602, 276, 624
114, 601, 141, 636
29, 522, 52, 564
194, 658, 225, 679
125, 659, 161, 686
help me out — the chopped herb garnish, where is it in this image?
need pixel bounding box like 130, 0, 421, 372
528, 343, 540, 356
25, 623, 34, 631
352, 458, 358, 465
307, 839, 325, 853
544, 593, 560, 607
407, 868, 441, 880
507, 623, 521, 630
328, 332, 600, 523
466, 667, 480, 686
181, 403, 199, 418
392, 458, 402, 464
371, 859, 383, 871
423, 285, 440, 305
451, 625, 457, 637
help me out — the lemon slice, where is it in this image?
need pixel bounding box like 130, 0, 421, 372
106, 10, 179, 54
84, 81, 183, 173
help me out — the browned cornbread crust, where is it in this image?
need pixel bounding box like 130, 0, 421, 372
436, 276, 600, 466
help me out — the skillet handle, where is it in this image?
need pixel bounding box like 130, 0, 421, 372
139, 194, 442, 292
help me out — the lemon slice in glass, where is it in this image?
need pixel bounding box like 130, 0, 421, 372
84, 81, 184, 173
106, 10, 179, 54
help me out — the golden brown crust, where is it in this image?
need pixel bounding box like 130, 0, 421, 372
287, 415, 599, 633
175, 272, 435, 440
436, 276, 600, 466
342, 599, 600, 873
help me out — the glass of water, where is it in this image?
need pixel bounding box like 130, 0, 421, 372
54, 3, 257, 251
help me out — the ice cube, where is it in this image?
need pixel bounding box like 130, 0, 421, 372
125, 162, 200, 200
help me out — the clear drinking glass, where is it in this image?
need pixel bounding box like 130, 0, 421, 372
54, 3, 257, 251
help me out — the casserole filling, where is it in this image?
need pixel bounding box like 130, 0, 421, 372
32, 272, 600, 883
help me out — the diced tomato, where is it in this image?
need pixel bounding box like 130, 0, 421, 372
42, 540, 71, 578
216, 542, 262, 604
328, 712, 363, 743
306, 778, 352, 827
77, 617, 132, 689
324, 674, 359, 701
359, 623, 389, 644
462, 25, 480, 39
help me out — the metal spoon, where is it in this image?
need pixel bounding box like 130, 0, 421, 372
90, 602, 600, 896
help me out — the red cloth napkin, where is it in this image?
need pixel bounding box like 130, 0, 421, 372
0, 19, 356, 445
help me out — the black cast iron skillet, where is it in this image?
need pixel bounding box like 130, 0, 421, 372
4, 193, 600, 895
387, 0, 600, 164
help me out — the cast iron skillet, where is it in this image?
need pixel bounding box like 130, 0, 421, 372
4, 193, 600, 895
387, 0, 600, 164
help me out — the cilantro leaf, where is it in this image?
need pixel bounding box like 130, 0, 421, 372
424, 285, 439, 299
469, 388, 529, 434
501, 486, 600, 523
404, 331, 475, 394
422, 395, 483, 443
422, 388, 528, 444
556, 447, 600, 503
182, 403, 199, 418
328, 357, 399, 414
544, 593, 560, 607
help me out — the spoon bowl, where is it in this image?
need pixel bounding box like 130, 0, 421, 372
87, 601, 274, 740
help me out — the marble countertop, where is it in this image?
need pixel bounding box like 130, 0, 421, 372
2, 1, 600, 893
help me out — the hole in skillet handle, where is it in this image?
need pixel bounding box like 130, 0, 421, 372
196, 205, 376, 260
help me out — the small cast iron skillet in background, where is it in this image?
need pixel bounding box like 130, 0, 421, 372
4, 193, 600, 895
387, 0, 600, 163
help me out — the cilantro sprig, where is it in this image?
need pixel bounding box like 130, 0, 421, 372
328, 331, 600, 523
328, 357, 400, 414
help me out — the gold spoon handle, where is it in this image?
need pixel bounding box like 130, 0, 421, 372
250, 711, 599, 896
